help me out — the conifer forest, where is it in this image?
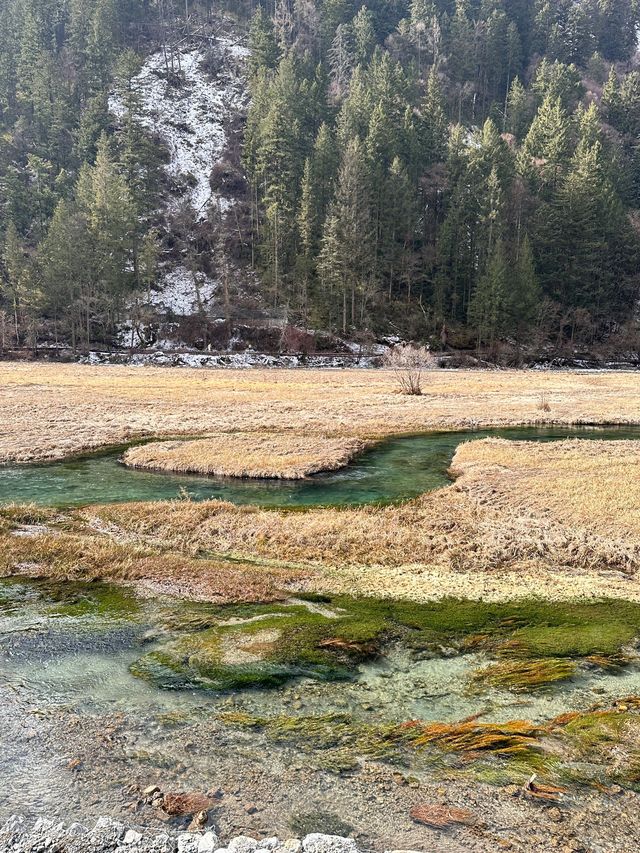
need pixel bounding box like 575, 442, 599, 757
1, 0, 640, 356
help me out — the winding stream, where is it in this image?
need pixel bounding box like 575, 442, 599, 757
3, 426, 640, 841
1, 424, 639, 507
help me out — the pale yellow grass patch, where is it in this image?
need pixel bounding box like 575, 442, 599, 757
122, 433, 367, 479
91, 433, 640, 602
2, 362, 640, 462
451, 437, 640, 539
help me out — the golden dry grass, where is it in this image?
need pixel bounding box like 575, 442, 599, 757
451, 437, 640, 538
0, 519, 309, 602
122, 433, 367, 479
2, 362, 640, 463
86, 435, 640, 602
3, 362, 640, 602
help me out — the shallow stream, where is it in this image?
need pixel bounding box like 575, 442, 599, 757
3, 580, 640, 808
0, 425, 639, 507
3, 427, 640, 842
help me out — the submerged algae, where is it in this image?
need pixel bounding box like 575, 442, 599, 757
129, 595, 640, 693
217, 701, 640, 791
472, 658, 579, 691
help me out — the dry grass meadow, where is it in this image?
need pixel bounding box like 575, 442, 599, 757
2, 362, 640, 602
122, 434, 368, 478
2, 361, 640, 463
88, 436, 640, 602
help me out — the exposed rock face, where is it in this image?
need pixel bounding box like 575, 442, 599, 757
0, 816, 419, 853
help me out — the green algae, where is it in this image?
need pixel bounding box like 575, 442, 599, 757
472, 658, 579, 691
44, 582, 141, 619
129, 595, 640, 693
504, 622, 638, 658
217, 711, 432, 772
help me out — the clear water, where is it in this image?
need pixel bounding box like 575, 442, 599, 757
2, 579, 639, 729
1, 425, 638, 508
3, 579, 640, 836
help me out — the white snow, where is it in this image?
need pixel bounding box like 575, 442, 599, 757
109, 35, 248, 220
150, 265, 217, 315
82, 351, 385, 369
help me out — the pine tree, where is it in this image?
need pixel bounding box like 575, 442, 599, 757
508, 234, 541, 336
505, 77, 528, 137
248, 6, 280, 77
352, 5, 376, 65
468, 238, 508, 346
421, 67, 448, 163
601, 66, 622, 128
328, 23, 354, 100
2, 222, 29, 343
521, 95, 571, 188
318, 137, 374, 331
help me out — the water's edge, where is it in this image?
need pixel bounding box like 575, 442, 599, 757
1, 424, 639, 508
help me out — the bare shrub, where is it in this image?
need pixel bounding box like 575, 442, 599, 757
538, 392, 551, 412
384, 344, 436, 396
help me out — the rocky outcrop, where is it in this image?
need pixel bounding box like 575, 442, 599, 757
0, 816, 416, 853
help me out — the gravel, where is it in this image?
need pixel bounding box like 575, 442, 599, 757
0, 816, 411, 853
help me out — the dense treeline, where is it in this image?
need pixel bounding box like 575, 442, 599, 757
0, 0, 232, 348
1, 0, 640, 352
245, 0, 640, 348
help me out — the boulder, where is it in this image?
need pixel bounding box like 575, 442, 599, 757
178, 833, 201, 853
198, 831, 221, 853
227, 837, 258, 853
90, 817, 127, 845
302, 835, 359, 853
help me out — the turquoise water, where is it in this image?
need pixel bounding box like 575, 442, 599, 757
0, 425, 638, 508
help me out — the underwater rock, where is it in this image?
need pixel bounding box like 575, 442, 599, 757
162, 792, 216, 818
409, 804, 477, 829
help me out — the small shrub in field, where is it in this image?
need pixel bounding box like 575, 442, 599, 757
538, 393, 551, 412
384, 344, 436, 396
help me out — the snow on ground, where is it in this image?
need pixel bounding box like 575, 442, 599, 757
82, 351, 385, 369
109, 35, 248, 220
150, 265, 217, 315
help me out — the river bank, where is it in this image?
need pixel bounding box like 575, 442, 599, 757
0, 816, 363, 853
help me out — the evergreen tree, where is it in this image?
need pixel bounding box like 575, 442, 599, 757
521, 95, 571, 188
468, 238, 508, 346
248, 6, 281, 77
318, 137, 374, 331
508, 234, 541, 337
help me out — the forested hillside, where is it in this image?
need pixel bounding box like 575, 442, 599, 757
1, 0, 640, 356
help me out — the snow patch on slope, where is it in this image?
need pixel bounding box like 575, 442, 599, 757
151, 265, 217, 315
110, 36, 248, 220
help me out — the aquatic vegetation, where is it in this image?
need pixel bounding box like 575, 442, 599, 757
130, 601, 390, 691
128, 594, 640, 693
472, 658, 578, 691
504, 622, 638, 658
288, 811, 354, 838
217, 711, 426, 771
218, 700, 640, 794
404, 719, 544, 757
